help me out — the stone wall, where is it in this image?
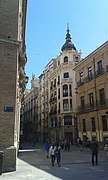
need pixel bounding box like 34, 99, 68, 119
0, 0, 20, 172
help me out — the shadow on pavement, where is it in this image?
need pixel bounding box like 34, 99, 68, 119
16, 142, 108, 180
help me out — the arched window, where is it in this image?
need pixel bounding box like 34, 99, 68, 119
64, 56, 68, 63
63, 84, 68, 97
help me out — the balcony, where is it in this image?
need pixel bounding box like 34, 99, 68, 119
95, 68, 105, 77
77, 99, 108, 113
84, 74, 94, 83
61, 78, 72, 83
77, 67, 106, 87
77, 80, 84, 87
61, 61, 73, 66
63, 108, 69, 111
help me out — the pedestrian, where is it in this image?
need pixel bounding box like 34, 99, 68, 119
49, 143, 56, 166
44, 140, 50, 158
32, 135, 36, 147
77, 137, 83, 151
104, 140, 108, 157
67, 139, 71, 151
60, 139, 64, 150
64, 139, 68, 151
90, 138, 98, 165
54, 144, 61, 166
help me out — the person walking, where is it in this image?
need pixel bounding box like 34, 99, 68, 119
64, 139, 68, 151
54, 144, 61, 166
49, 143, 56, 166
104, 140, 108, 157
67, 139, 71, 151
44, 140, 50, 158
90, 138, 98, 165
60, 139, 64, 150
77, 137, 83, 151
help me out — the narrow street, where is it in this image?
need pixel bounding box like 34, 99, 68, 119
1, 143, 108, 180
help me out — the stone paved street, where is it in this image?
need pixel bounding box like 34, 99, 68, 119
1, 143, 108, 180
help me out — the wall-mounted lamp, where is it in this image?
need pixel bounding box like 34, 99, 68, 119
25, 76, 29, 84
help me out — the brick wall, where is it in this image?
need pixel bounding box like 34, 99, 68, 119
0, 0, 19, 39
0, 41, 18, 147
0, 0, 20, 172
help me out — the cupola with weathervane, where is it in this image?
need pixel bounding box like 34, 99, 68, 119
61, 24, 76, 52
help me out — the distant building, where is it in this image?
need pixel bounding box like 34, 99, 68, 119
48, 27, 81, 143
21, 74, 39, 142
22, 26, 81, 143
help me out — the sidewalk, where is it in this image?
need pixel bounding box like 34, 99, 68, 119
1, 143, 108, 180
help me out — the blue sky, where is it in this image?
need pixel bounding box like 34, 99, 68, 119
26, 0, 108, 88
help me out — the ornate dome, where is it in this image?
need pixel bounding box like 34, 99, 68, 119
61, 25, 76, 52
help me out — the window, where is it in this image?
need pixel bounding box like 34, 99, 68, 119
69, 84, 72, 96
54, 91, 57, 100
54, 105, 57, 114
63, 84, 68, 97
59, 117, 61, 127
80, 96, 85, 110
64, 72, 69, 78
54, 78, 56, 87
50, 81, 53, 89
89, 93, 94, 107
58, 102, 60, 113
63, 99, 69, 109
91, 117, 96, 132
50, 93, 53, 102
88, 67, 92, 80
102, 115, 107, 131
58, 75, 60, 85
64, 115, 72, 125
58, 88, 60, 99
64, 56, 68, 63
70, 99, 72, 109
51, 120, 53, 128
74, 55, 79, 63
80, 72, 84, 83
97, 60, 102, 74
82, 119, 86, 132
99, 88, 105, 105
58, 61, 60, 65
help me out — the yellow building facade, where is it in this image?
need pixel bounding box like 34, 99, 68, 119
75, 41, 108, 143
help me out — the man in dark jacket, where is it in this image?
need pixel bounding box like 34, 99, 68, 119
90, 139, 98, 165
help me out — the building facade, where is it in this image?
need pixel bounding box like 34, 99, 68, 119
75, 41, 108, 143
0, 0, 28, 172
22, 26, 81, 143
48, 30, 81, 143
21, 75, 39, 143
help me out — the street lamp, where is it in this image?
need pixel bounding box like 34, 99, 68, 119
25, 76, 29, 84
